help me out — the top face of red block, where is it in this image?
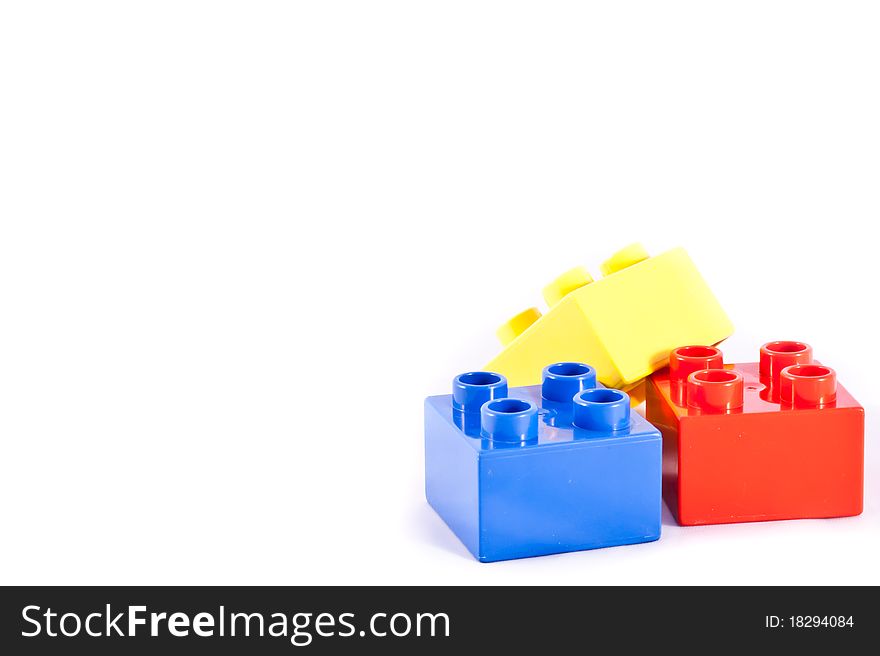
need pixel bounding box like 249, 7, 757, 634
647, 342, 864, 526
652, 342, 861, 418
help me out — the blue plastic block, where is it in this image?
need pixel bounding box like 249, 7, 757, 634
425, 363, 662, 562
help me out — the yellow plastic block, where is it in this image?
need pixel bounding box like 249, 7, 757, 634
486, 244, 733, 390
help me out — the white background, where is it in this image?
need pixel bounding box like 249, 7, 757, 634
1, 2, 878, 585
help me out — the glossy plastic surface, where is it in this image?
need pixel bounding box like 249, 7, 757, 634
669, 345, 724, 406
573, 388, 631, 431
487, 244, 734, 390
425, 363, 662, 562
541, 362, 596, 402
647, 343, 864, 526
453, 371, 508, 412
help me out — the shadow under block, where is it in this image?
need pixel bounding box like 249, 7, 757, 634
646, 343, 864, 526
425, 365, 662, 562
487, 244, 734, 389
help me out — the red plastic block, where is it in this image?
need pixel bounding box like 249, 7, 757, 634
646, 342, 864, 526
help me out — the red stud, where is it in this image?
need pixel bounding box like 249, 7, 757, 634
780, 364, 837, 408
669, 346, 724, 406
687, 369, 744, 413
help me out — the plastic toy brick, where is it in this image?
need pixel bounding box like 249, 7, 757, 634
486, 244, 734, 392
646, 342, 864, 526
424, 362, 662, 562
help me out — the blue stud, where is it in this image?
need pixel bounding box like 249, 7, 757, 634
573, 388, 631, 431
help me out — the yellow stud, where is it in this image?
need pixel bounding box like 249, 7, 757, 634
496, 307, 542, 346
600, 243, 650, 276
542, 266, 594, 307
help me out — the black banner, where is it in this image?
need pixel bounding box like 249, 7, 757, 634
0, 586, 872, 653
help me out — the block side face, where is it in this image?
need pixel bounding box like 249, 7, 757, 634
424, 400, 480, 558
646, 377, 682, 523
676, 409, 864, 524
486, 300, 620, 387
578, 248, 733, 384
477, 436, 662, 561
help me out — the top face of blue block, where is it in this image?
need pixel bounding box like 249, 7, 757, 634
426, 363, 660, 459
